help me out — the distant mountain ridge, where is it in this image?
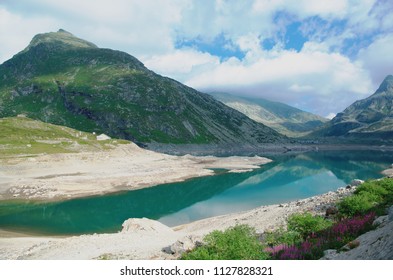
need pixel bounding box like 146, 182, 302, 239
310, 75, 393, 140
210, 92, 328, 137
0, 29, 285, 146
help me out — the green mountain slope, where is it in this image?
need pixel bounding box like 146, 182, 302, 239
0, 116, 129, 157
310, 75, 393, 140
210, 92, 328, 137
0, 30, 285, 146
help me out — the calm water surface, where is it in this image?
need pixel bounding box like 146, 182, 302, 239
0, 150, 392, 235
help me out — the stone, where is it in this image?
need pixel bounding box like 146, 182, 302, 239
121, 218, 173, 234
325, 206, 338, 217
350, 179, 364, 187
321, 249, 338, 260
336, 187, 346, 194
389, 206, 393, 222
162, 236, 201, 256
96, 134, 111, 141
372, 215, 388, 227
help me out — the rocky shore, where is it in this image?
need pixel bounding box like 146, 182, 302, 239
0, 181, 362, 260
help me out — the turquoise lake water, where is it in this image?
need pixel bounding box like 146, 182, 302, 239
0, 150, 392, 235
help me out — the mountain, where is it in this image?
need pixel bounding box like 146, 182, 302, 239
0, 30, 285, 146
310, 75, 393, 140
210, 92, 328, 137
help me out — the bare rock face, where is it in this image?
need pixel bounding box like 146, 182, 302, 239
322, 218, 393, 260
121, 218, 174, 234
389, 205, 393, 222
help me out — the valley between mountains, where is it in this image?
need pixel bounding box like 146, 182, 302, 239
1, 30, 393, 260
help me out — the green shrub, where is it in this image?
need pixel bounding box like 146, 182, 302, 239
264, 227, 302, 246
338, 192, 378, 217
287, 213, 333, 238
376, 178, 393, 191
355, 181, 388, 202
374, 178, 393, 203
180, 224, 269, 260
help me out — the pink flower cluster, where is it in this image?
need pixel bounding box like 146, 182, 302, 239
329, 212, 375, 238
267, 212, 376, 260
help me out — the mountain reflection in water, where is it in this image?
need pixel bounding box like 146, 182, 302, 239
0, 150, 392, 234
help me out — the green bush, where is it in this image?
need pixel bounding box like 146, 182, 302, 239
355, 181, 388, 202
287, 213, 333, 238
373, 178, 393, 203
338, 192, 378, 217
180, 224, 269, 260
264, 227, 302, 246
376, 178, 393, 190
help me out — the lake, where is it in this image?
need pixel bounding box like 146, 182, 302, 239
0, 150, 392, 235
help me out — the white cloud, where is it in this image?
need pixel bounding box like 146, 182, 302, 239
172, 45, 373, 116
0, 0, 390, 117
326, 113, 337, 119
358, 34, 393, 86
0, 7, 59, 63
252, 0, 348, 19
0, 0, 189, 61
143, 49, 220, 81
289, 84, 314, 92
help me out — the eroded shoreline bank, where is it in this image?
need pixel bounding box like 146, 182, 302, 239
0, 143, 271, 201
0, 182, 361, 260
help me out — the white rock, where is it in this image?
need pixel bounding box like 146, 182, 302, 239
121, 218, 173, 234
96, 134, 111, 141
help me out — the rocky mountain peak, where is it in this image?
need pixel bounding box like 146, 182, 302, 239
22, 29, 97, 53
309, 75, 393, 140
374, 75, 393, 95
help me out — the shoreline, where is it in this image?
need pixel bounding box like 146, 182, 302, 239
1, 144, 392, 259
1, 143, 391, 202
145, 143, 393, 156
0, 183, 358, 260
0, 143, 271, 202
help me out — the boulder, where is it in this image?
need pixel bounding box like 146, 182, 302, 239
325, 206, 338, 217
162, 235, 203, 256
350, 179, 364, 187
321, 249, 338, 260
373, 215, 388, 227
96, 134, 111, 141
121, 218, 173, 234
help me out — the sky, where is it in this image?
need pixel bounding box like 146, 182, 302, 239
1, 0, 393, 118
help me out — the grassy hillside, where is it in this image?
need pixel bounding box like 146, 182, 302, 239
0, 116, 129, 157
210, 92, 327, 137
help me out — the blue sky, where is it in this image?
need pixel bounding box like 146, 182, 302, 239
1, 0, 393, 118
